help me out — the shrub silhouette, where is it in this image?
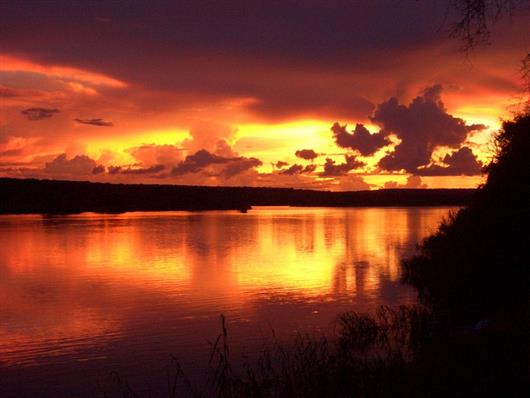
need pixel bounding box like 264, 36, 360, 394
402, 113, 530, 322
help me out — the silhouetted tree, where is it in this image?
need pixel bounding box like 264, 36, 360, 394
450, 0, 530, 101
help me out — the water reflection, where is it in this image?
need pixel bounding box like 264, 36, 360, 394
0, 207, 454, 397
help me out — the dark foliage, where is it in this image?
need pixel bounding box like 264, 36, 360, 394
403, 114, 530, 322
105, 307, 431, 398
105, 306, 529, 397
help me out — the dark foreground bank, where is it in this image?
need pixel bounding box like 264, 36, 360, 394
0, 178, 474, 214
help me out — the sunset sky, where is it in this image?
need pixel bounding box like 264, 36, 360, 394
1, 1, 529, 190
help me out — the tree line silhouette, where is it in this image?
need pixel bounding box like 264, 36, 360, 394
0, 178, 475, 214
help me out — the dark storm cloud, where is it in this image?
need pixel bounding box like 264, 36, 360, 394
171, 149, 262, 178
279, 164, 317, 175
320, 155, 365, 177
108, 165, 122, 175
279, 164, 303, 175
0, 1, 452, 121
0, 2, 446, 69
91, 164, 106, 174
331, 122, 390, 156
248, 93, 375, 121
21, 108, 59, 120
295, 149, 318, 161
74, 118, 114, 127
374, 85, 486, 174
171, 150, 231, 176
279, 164, 304, 176
121, 164, 165, 175
304, 164, 317, 173
44, 154, 97, 175
418, 146, 483, 176
220, 157, 262, 179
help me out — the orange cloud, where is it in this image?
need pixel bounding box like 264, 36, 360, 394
0, 54, 126, 88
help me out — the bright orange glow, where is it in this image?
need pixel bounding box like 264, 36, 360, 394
234, 120, 336, 171
84, 129, 190, 164
0, 208, 452, 364
0, 50, 519, 189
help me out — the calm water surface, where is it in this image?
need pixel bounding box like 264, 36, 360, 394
0, 206, 455, 396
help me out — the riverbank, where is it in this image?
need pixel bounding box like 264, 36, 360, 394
0, 177, 474, 214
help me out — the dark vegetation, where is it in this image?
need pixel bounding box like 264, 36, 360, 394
0, 178, 474, 214
403, 114, 530, 321
398, 114, 530, 395
104, 115, 530, 398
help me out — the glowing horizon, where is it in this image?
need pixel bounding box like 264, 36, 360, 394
1, 2, 528, 190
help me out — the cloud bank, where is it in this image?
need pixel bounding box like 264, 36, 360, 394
332, 123, 390, 156
320, 155, 365, 177
295, 149, 319, 160
21, 108, 59, 120
331, 85, 486, 176
74, 118, 114, 127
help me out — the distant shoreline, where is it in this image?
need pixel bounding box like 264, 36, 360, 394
0, 177, 476, 214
